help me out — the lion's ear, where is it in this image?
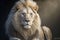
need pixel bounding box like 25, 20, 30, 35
33, 5, 39, 11
16, 2, 24, 10
26, 0, 39, 11
17, 4, 23, 10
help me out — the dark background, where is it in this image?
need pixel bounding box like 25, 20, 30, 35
0, 0, 60, 40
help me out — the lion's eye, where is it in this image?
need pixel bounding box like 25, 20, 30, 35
30, 13, 33, 16
22, 13, 25, 15
21, 13, 25, 17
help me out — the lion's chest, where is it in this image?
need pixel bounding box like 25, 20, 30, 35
19, 29, 39, 40
10, 28, 39, 40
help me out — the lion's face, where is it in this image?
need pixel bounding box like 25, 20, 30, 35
20, 7, 36, 29
14, 7, 36, 29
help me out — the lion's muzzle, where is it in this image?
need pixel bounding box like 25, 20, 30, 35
23, 21, 31, 29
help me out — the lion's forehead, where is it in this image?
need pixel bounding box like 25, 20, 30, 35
21, 8, 27, 13
21, 7, 34, 14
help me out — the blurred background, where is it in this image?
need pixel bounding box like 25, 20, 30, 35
0, 0, 60, 40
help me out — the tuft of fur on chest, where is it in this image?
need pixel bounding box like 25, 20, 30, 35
8, 25, 40, 40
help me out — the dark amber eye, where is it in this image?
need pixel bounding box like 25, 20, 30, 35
22, 13, 25, 15
21, 13, 25, 17
30, 13, 33, 16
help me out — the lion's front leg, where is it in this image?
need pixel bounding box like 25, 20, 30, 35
32, 28, 44, 40
42, 26, 52, 40
9, 37, 21, 40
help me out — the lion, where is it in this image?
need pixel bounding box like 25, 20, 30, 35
5, 0, 52, 40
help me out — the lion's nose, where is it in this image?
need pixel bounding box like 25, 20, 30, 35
25, 20, 30, 22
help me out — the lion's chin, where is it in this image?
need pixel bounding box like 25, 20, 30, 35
24, 25, 31, 29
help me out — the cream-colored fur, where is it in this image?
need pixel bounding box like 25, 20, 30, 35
16, 0, 39, 11
5, 0, 52, 40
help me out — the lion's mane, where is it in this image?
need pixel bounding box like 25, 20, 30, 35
5, 0, 44, 40
5, 0, 52, 40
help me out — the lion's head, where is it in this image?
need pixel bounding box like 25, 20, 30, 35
12, 6, 41, 29
11, 0, 41, 30
15, 7, 36, 29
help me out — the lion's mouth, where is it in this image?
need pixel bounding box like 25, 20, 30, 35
21, 21, 32, 29
21, 24, 31, 29
24, 25, 31, 29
